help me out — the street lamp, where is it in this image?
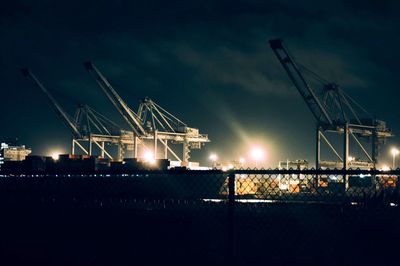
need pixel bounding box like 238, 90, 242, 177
391, 148, 399, 169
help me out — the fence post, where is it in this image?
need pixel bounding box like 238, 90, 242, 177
228, 171, 236, 265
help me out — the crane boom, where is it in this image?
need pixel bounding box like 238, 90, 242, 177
269, 39, 333, 126
21, 68, 82, 138
84, 61, 146, 136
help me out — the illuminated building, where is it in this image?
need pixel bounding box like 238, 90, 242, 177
0, 142, 31, 164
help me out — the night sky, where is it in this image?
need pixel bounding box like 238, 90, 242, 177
1, 0, 399, 167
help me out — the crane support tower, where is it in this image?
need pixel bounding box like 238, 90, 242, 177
84, 61, 210, 163
21, 68, 135, 161
269, 39, 392, 170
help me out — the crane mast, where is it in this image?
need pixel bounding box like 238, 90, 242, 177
22, 68, 136, 161
84, 62, 146, 137
21, 68, 82, 139
269, 40, 332, 126
85, 62, 210, 163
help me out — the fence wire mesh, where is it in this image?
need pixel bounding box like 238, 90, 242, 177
0, 169, 399, 265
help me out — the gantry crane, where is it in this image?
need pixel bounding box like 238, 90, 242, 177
21, 68, 135, 161
84, 61, 209, 163
269, 39, 392, 170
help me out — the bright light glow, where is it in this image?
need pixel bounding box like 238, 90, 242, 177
391, 148, 399, 156
348, 156, 355, 162
143, 151, 156, 164
209, 153, 218, 161
381, 165, 391, 171
251, 147, 264, 161
51, 152, 60, 161
239, 158, 245, 164
228, 164, 234, 170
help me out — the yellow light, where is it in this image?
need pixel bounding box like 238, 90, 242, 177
251, 147, 264, 161
381, 165, 390, 171
51, 152, 60, 161
143, 151, 156, 164
391, 148, 399, 156
239, 158, 245, 164
348, 156, 355, 162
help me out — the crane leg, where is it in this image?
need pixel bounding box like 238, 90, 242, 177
343, 124, 349, 190
183, 141, 190, 163
72, 139, 75, 155
164, 140, 168, 159
154, 130, 158, 160
134, 136, 138, 158
89, 138, 92, 156
315, 127, 321, 191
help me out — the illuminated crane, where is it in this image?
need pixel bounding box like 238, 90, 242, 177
21, 68, 135, 160
84, 61, 209, 163
269, 39, 392, 170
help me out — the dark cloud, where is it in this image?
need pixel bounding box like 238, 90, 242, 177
1, 0, 399, 165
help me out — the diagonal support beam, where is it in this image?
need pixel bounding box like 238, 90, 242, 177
158, 138, 181, 162
320, 132, 343, 162
350, 131, 373, 162
92, 140, 113, 159
73, 139, 89, 154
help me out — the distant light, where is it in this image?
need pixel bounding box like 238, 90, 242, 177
348, 156, 355, 162
1, 143, 8, 149
239, 158, 245, 164
228, 164, 234, 170
51, 152, 60, 161
391, 148, 399, 156
143, 151, 156, 164
209, 153, 218, 162
329, 175, 338, 180
381, 165, 390, 171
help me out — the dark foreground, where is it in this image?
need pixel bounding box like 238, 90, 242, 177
0, 198, 399, 266
0, 171, 399, 266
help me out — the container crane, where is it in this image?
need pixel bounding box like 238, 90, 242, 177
137, 96, 210, 162
269, 39, 392, 170
84, 61, 210, 163
21, 68, 135, 160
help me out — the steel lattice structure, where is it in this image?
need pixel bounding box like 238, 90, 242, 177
84, 62, 209, 163
22, 68, 135, 161
269, 39, 393, 172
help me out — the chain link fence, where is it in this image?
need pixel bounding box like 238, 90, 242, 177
0, 169, 399, 265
